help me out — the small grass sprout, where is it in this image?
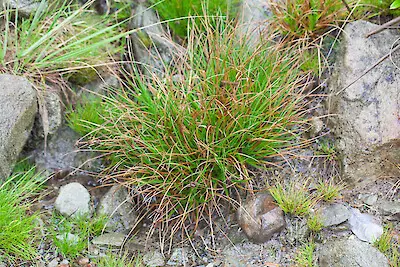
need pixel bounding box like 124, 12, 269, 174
270, 0, 348, 39
316, 179, 344, 202
294, 241, 317, 267
0, 168, 45, 261
269, 180, 316, 216
75, 20, 311, 235
95, 252, 142, 267
307, 212, 324, 233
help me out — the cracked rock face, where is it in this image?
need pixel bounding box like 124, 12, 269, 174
327, 20, 400, 187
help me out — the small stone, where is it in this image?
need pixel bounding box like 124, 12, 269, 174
143, 251, 165, 267
166, 248, 189, 266
320, 203, 351, 227
310, 117, 324, 137
359, 194, 378, 206
56, 233, 79, 244
348, 208, 383, 243
237, 193, 286, 243
48, 259, 59, 267
77, 257, 90, 266
376, 200, 400, 216
317, 236, 389, 267
92, 232, 126, 247
55, 183, 90, 217
97, 185, 138, 233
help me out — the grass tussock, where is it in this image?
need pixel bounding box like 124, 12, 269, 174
374, 225, 400, 267
0, 0, 122, 85
294, 241, 317, 267
70, 20, 311, 235
0, 168, 45, 261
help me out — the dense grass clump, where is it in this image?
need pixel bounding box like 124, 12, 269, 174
270, 0, 348, 39
149, 0, 238, 38
72, 22, 309, 233
0, 168, 45, 261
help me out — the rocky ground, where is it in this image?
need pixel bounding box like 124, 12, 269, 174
0, 0, 399, 267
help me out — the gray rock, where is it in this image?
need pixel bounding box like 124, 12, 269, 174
0, 74, 37, 180
166, 248, 190, 266
376, 200, 400, 216
36, 90, 62, 137
143, 251, 165, 267
348, 208, 383, 243
0, 0, 47, 17
97, 185, 138, 233
47, 259, 59, 267
320, 203, 351, 227
327, 20, 400, 186
92, 232, 126, 247
32, 126, 101, 175
129, 4, 184, 76
237, 193, 285, 243
237, 0, 272, 46
310, 117, 324, 137
317, 236, 389, 267
358, 193, 378, 206
55, 182, 90, 217
56, 233, 79, 244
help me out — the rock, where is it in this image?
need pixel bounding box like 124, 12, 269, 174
91, 232, 126, 247
317, 236, 389, 267
142, 251, 165, 267
348, 208, 383, 243
32, 126, 102, 176
320, 203, 351, 227
0, 74, 37, 179
47, 259, 59, 267
129, 4, 184, 76
36, 90, 62, 137
97, 185, 138, 233
310, 117, 324, 137
327, 20, 400, 186
237, 0, 272, 46
0, 0, 47, 17
166, 248, 191, 266
376, 200, 400, 216
55, 182, 90, 217
56, 233, 79, 244
237, 193, 285, 243
358, 193, 378, 206
77, 257, 89, 266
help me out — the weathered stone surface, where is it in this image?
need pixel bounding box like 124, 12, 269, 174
36, 90, 62, 137
129, 4, 184, 76
317, 236, 389, 267
0, 0, 47, 17
320, 203, 351, 227
97, 185, 138, 233
327, 20, 400, 186
55, 182, 90, 217
166, 248, 190, 266
0, 74, 37, 179
358, 193, 378, 206
92, 232, 126, 247
237, 193, 285, 243
377, 200, 400, 217
237, 0, 272, 46
143, 251, 165, 267
32, 126, 101, 176
348, 208, 383, 243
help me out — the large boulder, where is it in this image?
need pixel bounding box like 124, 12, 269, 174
129, 4, 184, 76
327, 20, 400, 186
317, 236, 389, 267
0, 74, 37, 179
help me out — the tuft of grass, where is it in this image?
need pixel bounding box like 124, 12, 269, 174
0, 0, 122, 85
315, 179, 344, 202
72, 20, 310, 234
374, 225, 400, 267
294, 241, 317, 267
316, 139, 337, 161
95, 252, 142, 267
269, 180, 316, 216
50, 213, 107, 259
307, 212, 324, 233
0, 168, 45, 261
149, 0, 239, 38
270, 0, 348, 39
67, 95, 107, 136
